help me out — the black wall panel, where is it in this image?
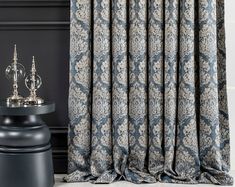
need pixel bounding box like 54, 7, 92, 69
0, 0, 70, 173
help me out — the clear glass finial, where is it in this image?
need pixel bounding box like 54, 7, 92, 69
5, 44, 25, 104
25, 56, 42, 91
24, 56, 44, 105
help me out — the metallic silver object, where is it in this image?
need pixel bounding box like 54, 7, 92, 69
5, 45, 25, 104
24, 56, 44, 105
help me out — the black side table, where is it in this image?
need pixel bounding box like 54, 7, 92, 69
0, 101, 55, 187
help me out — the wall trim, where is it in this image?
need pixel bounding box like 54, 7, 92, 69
0, 21, 70, 30
50, 127, 68, 173
50, 126, 68, 134
52, 149, 68, 174
0, 0, 69, 7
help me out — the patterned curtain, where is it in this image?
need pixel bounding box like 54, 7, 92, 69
65, 0, 233, 185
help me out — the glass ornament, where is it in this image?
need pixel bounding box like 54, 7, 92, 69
25, 74, 42, 91
5, 63, 25, 81
24, 56, 44, 105
5, 45, 25, 104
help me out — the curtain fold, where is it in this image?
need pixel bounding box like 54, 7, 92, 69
66, 0, 233, 185
111, 0, 128, 178
148, 0, 164, 177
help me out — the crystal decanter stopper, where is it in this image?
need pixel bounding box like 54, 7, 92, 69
24, 56, 44, 105
5, 44, 26, 104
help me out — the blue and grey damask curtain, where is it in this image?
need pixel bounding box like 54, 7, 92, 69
66, 0, 233, 185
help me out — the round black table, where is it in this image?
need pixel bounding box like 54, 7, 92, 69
0, 101, 55, 187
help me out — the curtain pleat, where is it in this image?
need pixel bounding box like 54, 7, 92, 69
216, 0, 230, 172
125, 0, 156, 183
197, 0, 232, 184
66, 0, 233, 185
67, 0, 92, 181
91, 0, 112, 179
148, 0, 164, 177
163, 0, 179, 178
128, 0, 147, 172
174, 0, 200, 182
111, 0, 129, 177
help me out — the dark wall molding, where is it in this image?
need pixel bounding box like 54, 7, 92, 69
50, 126, 68, 173
0, 0, 69, 7
50, 126, 68, 134
53, 149, 68, 173
0, 21, 70, 30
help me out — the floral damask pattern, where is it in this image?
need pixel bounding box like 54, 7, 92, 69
111, 0, 128, 177
66, 0, 233, 185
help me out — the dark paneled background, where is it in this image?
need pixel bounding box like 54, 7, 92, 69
0, 0, 70, 173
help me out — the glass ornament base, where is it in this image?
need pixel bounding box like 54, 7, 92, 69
24, 97, 44, 105
6, 95, 24, 105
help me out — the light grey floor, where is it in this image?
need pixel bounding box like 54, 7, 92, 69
55, 172, 235, 187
